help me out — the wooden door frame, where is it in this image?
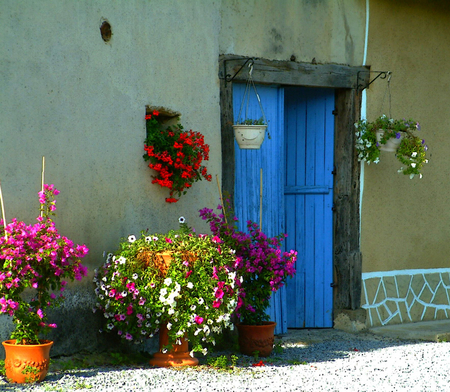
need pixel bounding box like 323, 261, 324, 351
218, 54, 369, 317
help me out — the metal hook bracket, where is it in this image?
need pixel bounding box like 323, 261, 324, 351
357, 70, 391, 90
222, 58, 255, 87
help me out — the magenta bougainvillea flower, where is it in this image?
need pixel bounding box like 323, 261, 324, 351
0, 184, 89, 344
199, 202, 297, 325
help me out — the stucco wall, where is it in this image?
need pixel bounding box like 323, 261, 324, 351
361, 0, 450, 273
0, 0, 223, 355
220, 0, 365, 66
1, 0, 369, 353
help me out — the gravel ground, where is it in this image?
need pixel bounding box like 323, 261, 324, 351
1, 329, 449, 392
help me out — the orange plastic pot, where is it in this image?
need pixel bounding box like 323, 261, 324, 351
236, 321, 276, 357
2, 339, 53, 383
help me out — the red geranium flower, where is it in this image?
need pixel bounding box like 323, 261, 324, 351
144, 112, 211, 203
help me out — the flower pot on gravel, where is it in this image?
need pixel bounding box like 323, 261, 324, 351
2, 340, 53, 383
148, 322, 199, 368
236, 322, 276, 357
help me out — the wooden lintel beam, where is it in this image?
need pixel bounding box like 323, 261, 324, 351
220, 55, 370, 90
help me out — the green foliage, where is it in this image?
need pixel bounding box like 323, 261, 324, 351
288, 359, 308, 365
273, 341, 284, 355
22, 364, 41, 383
236, 117, 266, 125
355, 115, 429, 178
143, 111, 211, 202
206, 354, 238, 370
94, 219, 240, 355
200, 201, 297, 326
396, 134, 428, 178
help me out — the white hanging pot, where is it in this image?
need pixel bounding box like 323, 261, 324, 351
233, 124, 267, 149
376, 130, 404, 152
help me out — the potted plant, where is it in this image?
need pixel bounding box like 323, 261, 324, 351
233, 62, 270, 150
355, 114, 429, 178
199, 203, 297, 357
93, 218, 240, 367
143, 110, 212, 203
0, 184, 89, 383
232, 117, 268, 150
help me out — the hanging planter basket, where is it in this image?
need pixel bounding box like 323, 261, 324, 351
233, 62, 270, 150
376, 130, 405, 152
233, 124, 267, 149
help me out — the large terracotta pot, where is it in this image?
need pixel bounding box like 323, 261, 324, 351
148, 252, 198, 367
148, 322, 198, 368
236, 321, 276, 357
2, 340, 53, 383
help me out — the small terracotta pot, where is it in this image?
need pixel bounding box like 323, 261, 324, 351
2, 340, 53, 383
236, 321, 276, 357
148, 322, 198, 368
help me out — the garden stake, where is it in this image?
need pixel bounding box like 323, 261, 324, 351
0, 179, 7, 240
40, 156, 45, 218
260, 168, 263, 231
216, 174, 227, 225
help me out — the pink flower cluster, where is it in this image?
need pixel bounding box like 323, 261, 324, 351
0, 184, 89, 343
199, 205, 297, 325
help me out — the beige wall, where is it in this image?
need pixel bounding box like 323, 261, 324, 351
220, 0, 365, 65
0, 0, 368, 352
0, 0, 368, 285
0, 0, 223, 353
0, 0, 223, 286
362, 0, 450, 273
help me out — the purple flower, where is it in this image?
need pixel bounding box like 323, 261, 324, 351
396, 132, 401, 139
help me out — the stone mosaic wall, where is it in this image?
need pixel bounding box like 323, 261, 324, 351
361, 269, 450, 327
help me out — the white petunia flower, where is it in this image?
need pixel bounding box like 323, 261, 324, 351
128, 235, 136, 243
179, 216, 186, 224
164, 278, 172, 286
198, 298, 204, 305
145, 236, 151, 243
411, 151, 417, 157
167, 323, 172, 330
118, 257, 126, 264
187, 282, 193, 289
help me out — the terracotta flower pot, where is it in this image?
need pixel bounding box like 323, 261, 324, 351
236, 321, 276, 357
2, 340, 53, 383
148, 322, 198, 368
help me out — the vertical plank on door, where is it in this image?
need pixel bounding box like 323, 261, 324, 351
284, 87, 334, 328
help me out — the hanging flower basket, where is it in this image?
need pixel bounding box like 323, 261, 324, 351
355, 115, 429, 178
376, 130, 404, 152
233, 124, 267, 149
233, 62, 269, 150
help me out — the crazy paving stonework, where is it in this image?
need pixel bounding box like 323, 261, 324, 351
361, 269, 450, 327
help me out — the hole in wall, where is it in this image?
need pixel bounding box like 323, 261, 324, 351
100, 20, 112, 42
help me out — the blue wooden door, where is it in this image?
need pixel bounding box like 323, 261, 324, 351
284, 87, 334, 328
233, 83, 334, 332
